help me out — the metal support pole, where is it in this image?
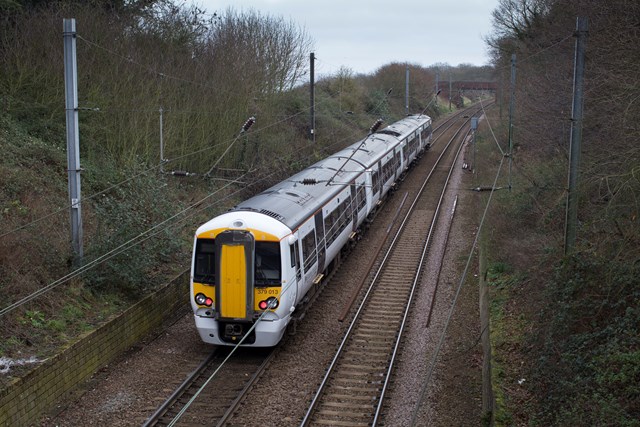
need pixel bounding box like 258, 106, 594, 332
449, 73, 452, 110
499, 71, 503, 120
435, 71, 439, 107
565, 17, 588, 255
405, 64, 409, 115
309, 52, 315, 143
159, 107, 164, 173
508, 54, 516, 191
63, 18, 83, 265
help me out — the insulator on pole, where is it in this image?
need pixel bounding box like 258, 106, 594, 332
241, 116, 256, 133
369, 118, 384, 134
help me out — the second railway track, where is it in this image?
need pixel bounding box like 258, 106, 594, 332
300, 113, 473, 427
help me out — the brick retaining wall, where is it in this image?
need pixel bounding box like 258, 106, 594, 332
0, 271, 190, 426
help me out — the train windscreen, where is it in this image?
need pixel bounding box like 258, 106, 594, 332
194, 238, 215, 284
255, 241, 281, 286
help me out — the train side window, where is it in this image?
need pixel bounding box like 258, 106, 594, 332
342, 197, 351, 227
302, 231, 317, 271
356, 184, 366, 211
372, 170, 379, 195
324, 210, 335, 246
290, 244, 296, 268
382, 158, 393, 182
422, 125, 432, 140
409, 137, 417, 154
194, 238, 215, 284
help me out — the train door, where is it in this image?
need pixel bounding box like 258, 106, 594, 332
350, 183, 357, 232
422, 124, 433, 150
300, 220, 318, 296
290, 238, 302, 303
401, 139, 409, 170
314, 212, 326, 271
214, 230, 254, 321
291, 240, 302, 282
350, 177, 365, 229
376, 160, 383, 194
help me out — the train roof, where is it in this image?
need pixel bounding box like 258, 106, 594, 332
378, 114, 431, 138
231, 114, 431, 231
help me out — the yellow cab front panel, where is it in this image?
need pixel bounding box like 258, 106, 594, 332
219, 244, 247, 318
214, 230, 254, 321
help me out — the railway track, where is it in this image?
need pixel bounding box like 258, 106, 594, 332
143, 347, 274, 427
299, 114, 473, 427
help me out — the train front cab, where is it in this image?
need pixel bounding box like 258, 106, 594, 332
191, 227, 292, 347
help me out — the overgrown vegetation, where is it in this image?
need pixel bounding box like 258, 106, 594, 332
483, 0, 640, 424
0, 0, 492, 385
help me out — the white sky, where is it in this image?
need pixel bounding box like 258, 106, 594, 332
191, 0, 499, 77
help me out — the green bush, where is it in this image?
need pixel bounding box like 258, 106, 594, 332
533, 253, 640, 425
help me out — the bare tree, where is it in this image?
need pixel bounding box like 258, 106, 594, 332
203, 8, 313, 94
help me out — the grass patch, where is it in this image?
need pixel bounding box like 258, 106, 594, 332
487, 262, 529, 426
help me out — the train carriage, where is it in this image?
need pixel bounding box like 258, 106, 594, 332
190, 114, 432, 347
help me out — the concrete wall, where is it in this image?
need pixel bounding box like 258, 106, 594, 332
0, 271, 190, 426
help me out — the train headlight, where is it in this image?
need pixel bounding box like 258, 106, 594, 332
195, 293, 213, 307
258, 296, 279, 310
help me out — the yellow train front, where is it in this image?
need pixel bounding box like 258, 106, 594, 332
190, 211, 297, 347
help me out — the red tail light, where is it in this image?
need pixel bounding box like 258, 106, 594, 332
195, 293, 213, 307
258, 296, 279, 310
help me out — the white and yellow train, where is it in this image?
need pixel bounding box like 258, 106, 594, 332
190, 114, 433, 346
